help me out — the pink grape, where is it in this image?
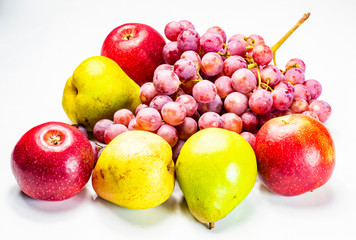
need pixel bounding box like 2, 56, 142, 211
175, 94, 198, 117
154, 64, 174, 75
274, 81, 295, 96
89, 141, 99, 165
176, 117, 198, 140
294, 84, 311, 101
156, 124, 178, 147
149, 95, 173, 112
260, 65, 281, 87
290, 98, 309, 113
93, 119, 114, 144
271, 88, 294, 110
135, 104, 148, 115
286, 58, 306, 72
198, 94, 223, 114
153, 70, 180, 95
240, 132, 256, 150
221, 113, 243, 133
164, 21, 184, 41
240, 111, 259, 132
301, 111, 319, 120
192, 80, 217, 103
113, 109, 134, 127
177, 29, 200, 52
304, 79, 322, 99
228, 33, 249, 47
128, 118, 144, 130
206, 26, 227, 43
215, 76, 234, 99
72, 124, 88, 138
249, 34, 265, 47
173, 140, 185, 162
200, 32, 224, 53
104, 124, 128, 144
258, 111, 276, 128
174, 58, 197, 81
161, 102, 187, 126
227, 40, 247, 57
162, 41, 182, 65
180, 50, 202, 70
139, 82, 159, 105
249, 89, 273, 115
308, 99, 332, 122
251, 44, 273, 66
198, 112, 223, 130
272, 109, 294, 117
223, 55, 248, 77
179, 20, 195, 30
284, 67, 305, 85
136, 107, 162, 131
224, 92, 248, 115
231, 68, 257, 94
201, 52, 223, 76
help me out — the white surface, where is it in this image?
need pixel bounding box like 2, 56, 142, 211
1, 0, 356, 239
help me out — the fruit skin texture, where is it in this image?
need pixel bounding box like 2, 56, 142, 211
176, 128, 257, 225
62, 56, 141, 131
255, 114, 335, 196
92, 130, 175, 209
101, 23, 166, 86
11, 122, 94, 201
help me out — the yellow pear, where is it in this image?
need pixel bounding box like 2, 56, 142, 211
92, 130, 175, 209
62, 56, 141, 131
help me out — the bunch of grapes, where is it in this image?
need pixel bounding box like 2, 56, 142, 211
92, 19, 332, 160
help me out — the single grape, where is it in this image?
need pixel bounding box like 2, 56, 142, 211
113, 109, 134, 127
214, 76, 234, 99
240, 132, 256, 150
172, 140, 185, 162
174, 58, 197, 81
294, 84, 311, 101
192, 79, 217, 103
153, 70, 180, 95
290, 98, 309, 113
248, 89, 273, 115
161, 102, 187, 126
274, 81, 295, 96
176, 117, 198, 140
89, 141, 99, 165
206, 26, 227, 43
175, 94, 198, 117
162, 41, 182, 65
139, 82, 159, 105
154, 64, 174, 76
136, 107, 162, 131
128, 118, 144, 130
240, 111, 259, 132
164, 21, 184, 41
285, 58, 306, 72
221, 113, 243, 133
179, 20, 195, 30
231, 68, 257, 94
200, 32, 224, 53
249, 34, 265, 47
303, 79, 322, 99
177, 29, 200, 52
156, 124, 178, 147
284, 67, 305, 85
251, 44, 273, 66
224, 92, 248, 115
201, 52, 223, 76
104, 124, 128, 144
71, 124, 88, 138
198, 112, 223, 130
227, 40, 247, 57
222, 55, 248, 77
260, 65, 281, 87
135, 104, 148, 115
198, 94, 223, 114
308, 99, 331, 122
271, 88, 294, 110
228, 33, 249, 47
180, 50, 202, 70
301, 110, 319, 120
93, 119, 114, 144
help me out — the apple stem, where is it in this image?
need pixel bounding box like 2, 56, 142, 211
208, 222, 215, 229
271, 12, 311, 66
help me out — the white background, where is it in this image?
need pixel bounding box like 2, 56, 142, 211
1, 0, 356, 239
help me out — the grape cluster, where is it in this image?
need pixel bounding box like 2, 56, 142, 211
92, 19, 332, 159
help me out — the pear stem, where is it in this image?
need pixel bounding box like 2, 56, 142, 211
208, 222, 215, 229
271, 12, 311, 66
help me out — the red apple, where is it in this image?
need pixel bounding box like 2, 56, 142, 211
255, 114, 335, 196
101, 23, 166, 86
11, 122, 95, 201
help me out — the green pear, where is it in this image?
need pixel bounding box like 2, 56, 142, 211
62, 56, 141, 131
176, 128, 257, 229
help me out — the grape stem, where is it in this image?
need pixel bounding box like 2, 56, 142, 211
271, 12, 311, 66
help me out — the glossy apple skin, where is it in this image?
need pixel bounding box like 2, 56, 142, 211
255, 114, 335, 196
11, 122, 94, 201
101, 23, 166, 86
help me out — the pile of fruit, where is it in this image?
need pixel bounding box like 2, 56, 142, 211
11, 13, 336, 230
